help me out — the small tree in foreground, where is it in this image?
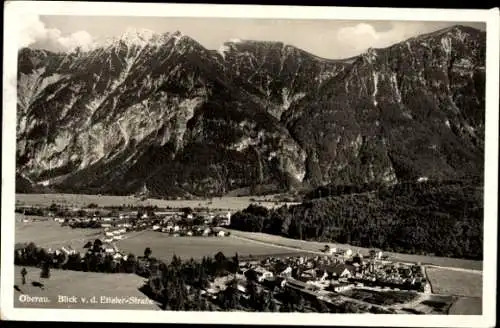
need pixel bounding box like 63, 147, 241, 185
21, 267, 27, 285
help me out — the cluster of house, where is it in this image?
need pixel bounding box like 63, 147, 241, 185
103, 227, 127, 243
44, 240, 130, 265
152, 220, 230, 237
87, 242, 130, 262
201, 250, 431, 302
150, 211, 232, 237
53, 208, 232, 237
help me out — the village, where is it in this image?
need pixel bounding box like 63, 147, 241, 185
195, 246, 432, 312
16, 203, 434, 313
16, 204, 233, 262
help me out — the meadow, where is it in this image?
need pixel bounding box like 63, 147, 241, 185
16, 193, 295, 211
13, 266, 159, 310
448, 297, 482, 315
117, 230, 302, 261
425, 266, 483, 298
15, 215, 100, 252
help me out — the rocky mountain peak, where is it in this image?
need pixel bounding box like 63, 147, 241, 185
16, 25, 486, 196
101, 28, 187, 50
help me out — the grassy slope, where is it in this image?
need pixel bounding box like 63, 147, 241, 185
13, 266, 160, 310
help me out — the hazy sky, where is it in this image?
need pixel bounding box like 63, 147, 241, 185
22, 14, 485, 59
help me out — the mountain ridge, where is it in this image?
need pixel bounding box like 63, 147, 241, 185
16, 24, 486, 197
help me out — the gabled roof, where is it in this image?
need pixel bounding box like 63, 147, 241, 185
322, 263, 356, 275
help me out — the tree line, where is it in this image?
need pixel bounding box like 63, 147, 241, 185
15, 241, 144, 274
229, 180, 483, 260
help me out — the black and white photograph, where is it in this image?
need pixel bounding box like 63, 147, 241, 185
1, 2, 498, 326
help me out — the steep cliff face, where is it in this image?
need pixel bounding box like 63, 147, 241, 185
16, 25, 485, 196
283, 25, 485, 186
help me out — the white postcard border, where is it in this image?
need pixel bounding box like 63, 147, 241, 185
2, 2, 499, 326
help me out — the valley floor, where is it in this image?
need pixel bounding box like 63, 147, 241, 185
10, 197, 483, 313
15, 193, 297, 211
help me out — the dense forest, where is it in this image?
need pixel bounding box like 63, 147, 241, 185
229, 180, 483, 260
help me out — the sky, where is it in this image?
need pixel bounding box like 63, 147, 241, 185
21, 14, 486, 59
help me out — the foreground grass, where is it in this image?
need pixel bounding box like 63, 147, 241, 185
13, 266, 160, 310
426, 266, 483, 298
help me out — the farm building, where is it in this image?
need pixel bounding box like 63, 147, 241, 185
236, 283, 247, 294
326, 247, 337, 255
369, 249, 384, 260
253, 267, 274, 282
279, 266, 293, 277
103, 244, 115, 254
244, 267, 274, 283
417, 176, 429, 183
323, 263, 355, 279
330, 282, 353, 293
61, 246, 78, 256
304, 268, 319, 278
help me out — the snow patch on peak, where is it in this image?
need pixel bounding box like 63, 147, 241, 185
170, 30, 184, 46
218, 44, 231, 59
121, 27, 157, 45
229, 38, 242, 43
103, 27, 178, 49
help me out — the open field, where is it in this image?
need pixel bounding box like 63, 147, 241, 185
225, 229, 483, 271
13, 266, 160, 309
117, 230, 304, 261
426, 266, 483, 298
448, 297, 482, 315
16, 193, 297, 211
15, 215, 100, 252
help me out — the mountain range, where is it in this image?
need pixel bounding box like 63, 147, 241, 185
16, 25, 486, 197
